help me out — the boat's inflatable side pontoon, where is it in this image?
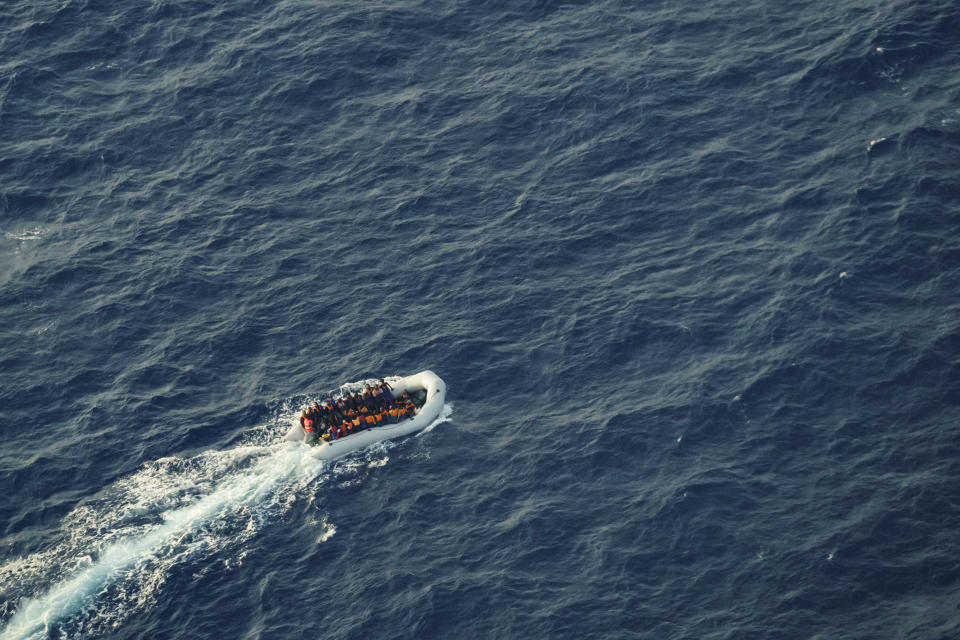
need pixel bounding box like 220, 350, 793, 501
284, 370, 446, 460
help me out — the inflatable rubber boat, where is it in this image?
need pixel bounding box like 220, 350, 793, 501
284, 370, 446, 460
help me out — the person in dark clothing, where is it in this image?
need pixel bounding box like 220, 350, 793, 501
315, 403, 324, 424
324, 399, 340, 424
362, 387, 377, 413
335, 396, 348, 419
378, 379, 393, 403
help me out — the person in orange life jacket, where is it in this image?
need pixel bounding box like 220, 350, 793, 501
404, 401, 416, 419
300, 410, 317, 443
387, 405, 400, 423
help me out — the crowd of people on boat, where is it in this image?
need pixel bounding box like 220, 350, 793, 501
299, 379, 421, 443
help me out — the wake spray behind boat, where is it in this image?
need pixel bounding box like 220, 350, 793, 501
284, 370, 446, 460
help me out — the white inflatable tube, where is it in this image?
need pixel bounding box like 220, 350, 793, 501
283, 370, 446, 460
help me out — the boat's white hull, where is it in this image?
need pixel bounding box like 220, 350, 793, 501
284, 370, 446, 460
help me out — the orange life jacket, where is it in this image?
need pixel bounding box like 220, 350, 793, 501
303, 418, 314, 432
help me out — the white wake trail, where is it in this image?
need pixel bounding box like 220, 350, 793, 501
0, 444, 320, 640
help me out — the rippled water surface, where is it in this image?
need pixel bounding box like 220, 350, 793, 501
2, 0, 959, 638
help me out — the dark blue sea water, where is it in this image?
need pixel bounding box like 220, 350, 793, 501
2, 0, 960, 637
